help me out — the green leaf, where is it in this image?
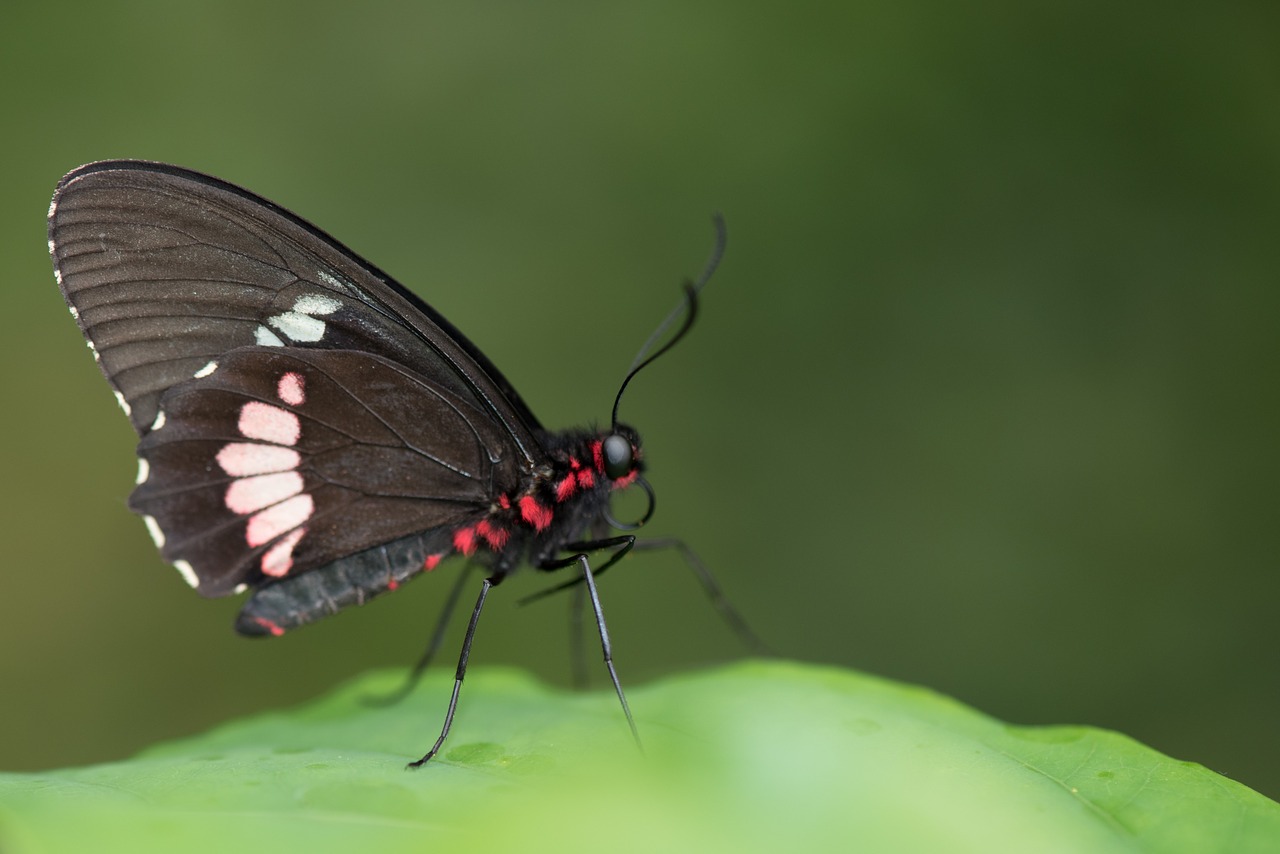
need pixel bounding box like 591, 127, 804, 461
0, 661, 1275, 853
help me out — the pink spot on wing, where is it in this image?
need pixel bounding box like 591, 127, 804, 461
424, 553, 443, 571
216, 443, 301, 476
277, 372, 306, 406
261, 527, 306, 577
246, 494, 314, 547
453, 526, 477, 556
519, 495, 553, 531
225, 471, 304, 515
238, 401, 300, 446
387, 578, 399, 591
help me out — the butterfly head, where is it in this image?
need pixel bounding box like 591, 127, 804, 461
601, 425, 641, 481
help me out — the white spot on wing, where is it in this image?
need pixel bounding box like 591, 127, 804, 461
268, 311, 325, 343
135, 457, 150, 485
255, 325, 285, 346
67, 303, 78, 320
151, 410, 166, 431
194, 361, 218, 378
47, 238, 56, 256
48, 197, 58, 219
54, 267, 63, 286
316, 270, 349, 292
233, 583, 248, 594
143, 515, 165, 548
294, 293, 340, 315
114, 390, 132, 417
173, 560, 199, 589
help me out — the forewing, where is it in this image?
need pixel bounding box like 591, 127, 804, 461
47, 160, 542, 463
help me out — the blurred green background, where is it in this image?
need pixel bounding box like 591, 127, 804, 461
2, 1, 1276, 799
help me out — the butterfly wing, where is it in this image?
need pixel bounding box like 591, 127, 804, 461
48, 161, 542, 629
49, 160, 543, 447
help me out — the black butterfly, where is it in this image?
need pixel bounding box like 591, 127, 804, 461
47, 160, 756, 766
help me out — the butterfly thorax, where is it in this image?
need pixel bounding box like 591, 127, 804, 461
467, 424, 645, 574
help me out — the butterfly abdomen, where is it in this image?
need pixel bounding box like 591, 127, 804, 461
232, 425, 643, 636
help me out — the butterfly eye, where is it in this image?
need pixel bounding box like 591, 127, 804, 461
602, 434, 633, 479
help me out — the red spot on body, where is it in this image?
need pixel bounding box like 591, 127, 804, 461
253, 616, 286, 637
519, 495, 553, 531
498, 494, 511, 510
453, 526, 477, 556
555, 476, 576, 502
611, 470, 639, 490
576, 468, 595, 489
476, 518, 509, 549
591, 440, 604, 471
424, 553, 443, 571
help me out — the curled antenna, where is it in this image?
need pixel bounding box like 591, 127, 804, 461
610, 214, 727, 430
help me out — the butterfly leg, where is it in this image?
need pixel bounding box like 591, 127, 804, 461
365, 563, 475, 707
543, 536, 636, 690
631, 537, 771, 656
539, 547, 643, 752
407, 574, 497, 769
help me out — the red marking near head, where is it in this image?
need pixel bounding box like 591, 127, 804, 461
253, 616, 286, 637
555, 476, 576, 502
519, 495, 553, 531
453, 526, 477, 556
387, 578, 399, 591
277, 372, 306, 406
576, 468, 595, 489
611, 470, 639, 490
498, 494, 511, 510
424, 553, 443, 571
591, 440, 604, 471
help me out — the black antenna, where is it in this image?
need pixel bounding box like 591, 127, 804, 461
611, 214, 727, 430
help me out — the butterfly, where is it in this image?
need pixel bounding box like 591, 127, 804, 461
47, 160, 755, 766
